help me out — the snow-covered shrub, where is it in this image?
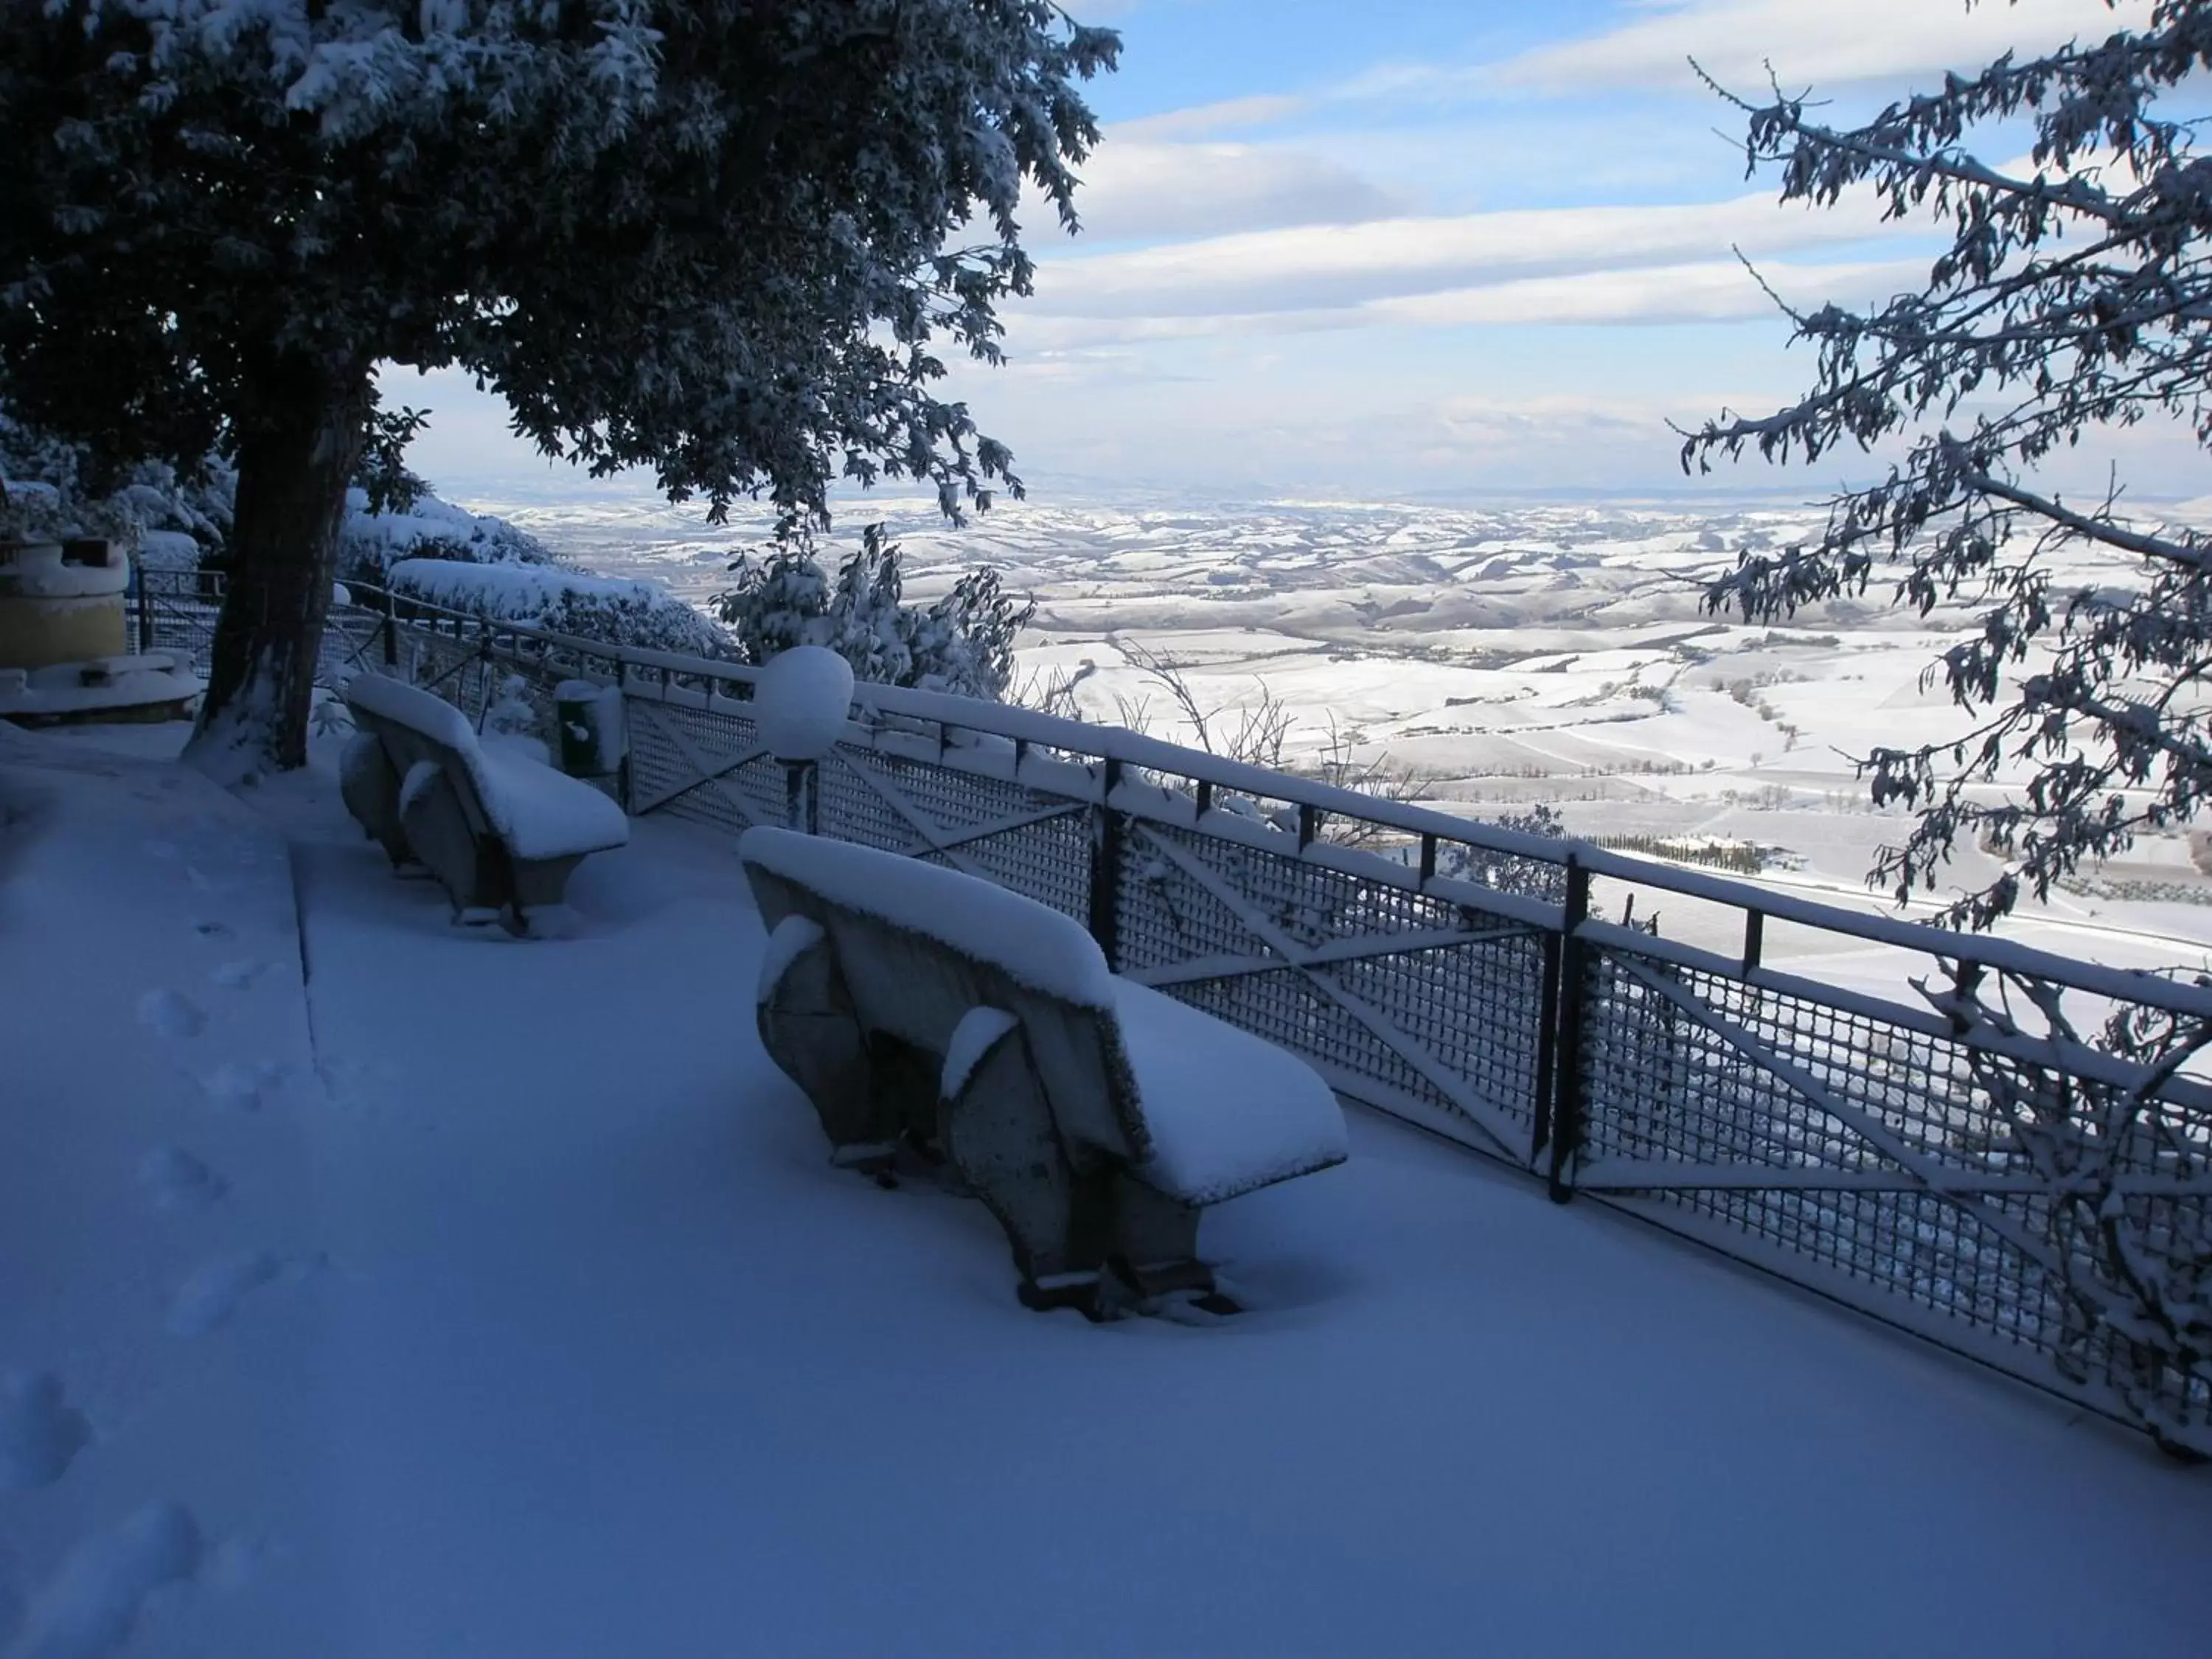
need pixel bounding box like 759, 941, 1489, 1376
310, 689, 355, 740
3, 399, 229, 562
714, 524, 1032, 700
484, 675, 538, 741
383, 557, 732, 660
0, 478, 141, 548
338, 490, 557, 583
1438, 803, 1570, 905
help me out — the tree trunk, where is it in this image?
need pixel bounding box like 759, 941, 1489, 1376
184, 355, 372, 781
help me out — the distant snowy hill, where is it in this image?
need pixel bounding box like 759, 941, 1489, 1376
458, 484, 2212, 975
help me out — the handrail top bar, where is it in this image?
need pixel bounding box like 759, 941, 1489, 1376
318, 577, 2212, 1022
1571, 852, 2212, 1017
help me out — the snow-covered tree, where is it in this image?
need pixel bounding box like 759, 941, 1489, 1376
716, 524, 1032, 700
0, 2, 1116, 776
1682, 0, 2212, 931
1917, 957, 2212, 1458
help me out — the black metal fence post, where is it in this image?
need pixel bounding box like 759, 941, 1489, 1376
1531, 931, 1564, 1168
380, 587, 399, 669
1088, 757, 1124, 971
1548, 855, 1591, 1203
784, 759, 819, 835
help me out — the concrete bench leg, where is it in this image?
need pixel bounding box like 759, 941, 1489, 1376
397, 762, 497, 919
755, 917, 894, 1169
339, 733, 412, 866
863, 1029, 945, 1157
507, 852, 588, 933
939, 1008, 1112, 1317
1109, 1178, 1215, 1300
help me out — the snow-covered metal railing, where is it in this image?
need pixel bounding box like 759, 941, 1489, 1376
132, 572, 2212, 1451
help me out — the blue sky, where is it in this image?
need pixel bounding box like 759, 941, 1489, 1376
410, 0, 2180, 507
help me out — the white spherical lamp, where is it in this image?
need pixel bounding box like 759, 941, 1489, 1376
754, 645, 855, 761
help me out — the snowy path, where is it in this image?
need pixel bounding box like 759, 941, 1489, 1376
4, 723, 2210, 1657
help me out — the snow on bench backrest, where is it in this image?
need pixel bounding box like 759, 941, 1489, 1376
740, 826, 1349, 1203
348, 673, 627, 862
348, 670, 478, 753
738, 827, 1113, 1009
740, 825, 1137, 1156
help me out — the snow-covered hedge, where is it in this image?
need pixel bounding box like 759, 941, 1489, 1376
384, 557, 733, 659
337, 489, 556, 581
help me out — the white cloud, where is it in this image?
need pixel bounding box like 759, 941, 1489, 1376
1071, 139, 1404, 241
958, 368, 1740, 497
1425, 392, 1676, 451
995, 253, 1927, 355
1368, 254, 1928, 328
1111, 95, 1310, 142
1027, 187, 1903, 319
1494, 0, 2149, 94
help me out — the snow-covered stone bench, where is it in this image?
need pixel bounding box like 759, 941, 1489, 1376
341, 672, 628, 931
739, 825, 1349, 1316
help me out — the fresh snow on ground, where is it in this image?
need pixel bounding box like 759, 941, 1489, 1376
4, 716, 2209, 1657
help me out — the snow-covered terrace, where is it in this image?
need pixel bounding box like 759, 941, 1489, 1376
4, 717, 2208, 1658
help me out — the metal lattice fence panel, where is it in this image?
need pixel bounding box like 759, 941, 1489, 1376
1572, 941, 2212, 1436
1116, 819, 1549, 1158
822, 744, 1093, 922
135, 575, 222, 675
316, 609, 388, 689
625, 696, 782, 833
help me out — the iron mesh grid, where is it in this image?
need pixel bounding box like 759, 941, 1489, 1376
626, 700, 782, 832
136, 583, 220, 676
829, 748, 1091, 921
817, 747, 928, 855
1124, 823, 1548, 1142
1576, 945, 2211, 1432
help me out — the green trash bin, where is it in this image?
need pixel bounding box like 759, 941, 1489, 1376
554, 681, 626, 787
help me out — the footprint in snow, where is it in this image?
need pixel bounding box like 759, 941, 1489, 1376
0, 1371, 93, 1492
6, 1500, 201, 1659
198, 1060, 285, 1112
210, 959, 269, 991
199, 1534, 276, 1599
133, 990, 205, 1041
190, 920, 232, 939
166, 1252, 316, 1337
137, 1148, 226, 1214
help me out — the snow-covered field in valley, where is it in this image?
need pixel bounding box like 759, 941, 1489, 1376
4, 716, 2208, 1658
